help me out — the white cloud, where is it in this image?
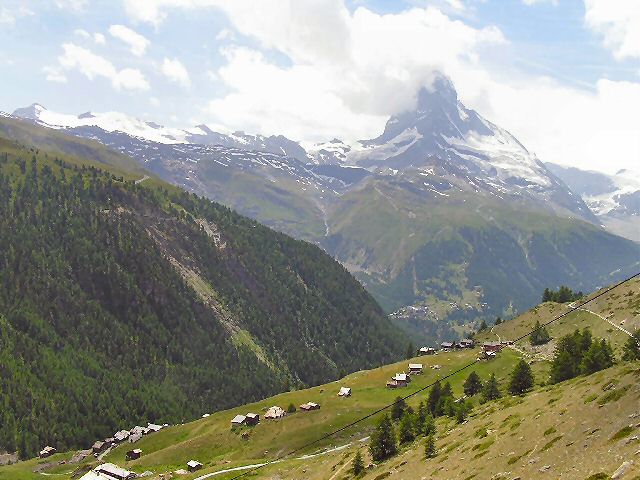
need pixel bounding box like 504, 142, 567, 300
0, 4, 33, 24
205, 69, 218, 81
121, 0, 639, 173
161, 57, 191, 87
584, 0, 640, 60
74, 29, 90, 38
75, 29, 106, 45
216, 28, 234, 41
56, 0, 87, 11
43, 66, 67, 83
57, 42, 150, 91
108, 24, 150, 56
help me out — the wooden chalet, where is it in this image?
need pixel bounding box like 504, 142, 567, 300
418, 346, 436, 355
146, 423, 162, 433
299, 402, 320, 411
94, 463, 136, 480
187, 460, 203, 472
391, 373, 409, 387
264, 406, 286, 419
408, 363, 423, 374
125, 448, 142, 460
482, 341, 503, 353
460, 339, 475, 348
338, 387, 352, 397
245, 413, 260, 425
231, 414, 247, 427
440, 341, 454, 351
113, 430, 129, 443
39, 446, 56, 458
92, 441, 106, 454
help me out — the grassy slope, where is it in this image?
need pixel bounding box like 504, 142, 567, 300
4, 275, 637, 480
0, 117, 147, 177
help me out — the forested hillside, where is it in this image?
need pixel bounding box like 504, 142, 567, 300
0, 137, 406, 458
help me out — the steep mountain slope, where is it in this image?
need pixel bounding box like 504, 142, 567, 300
10, 77, 640, 344
5, 277, 639, 480
0, 132, 406, 459
546, 162, 640, 242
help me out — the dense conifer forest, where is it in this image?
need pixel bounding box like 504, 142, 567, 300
0, 138, 406, 458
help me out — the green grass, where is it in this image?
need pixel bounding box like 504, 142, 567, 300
610, 426, 635, 442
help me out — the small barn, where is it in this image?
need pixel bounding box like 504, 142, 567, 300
128, 433, 142, 444
338, 387, 352, 397
264, 406, 286, 419
386, 380, 399, 388
91, 441, 106, 454
231, 414, 247, 427
130, 426, 149, 436
419, 347, 435, 355
300, 402, 320, 411
94, 463, 136, 480
125, 448, 142, 460
408, 363, 423, 374
146, 423, 162, 433
483, 350, 497, 360
482, 342, 503, 353
460, 339, 475, 348
393, 373, 409, 386
113, 430, 130, 443
187, 460, 203, 472
39, 446, 56, 458
245, 413, 260, 426
441, 341, 454, 351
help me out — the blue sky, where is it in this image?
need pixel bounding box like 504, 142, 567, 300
0, 0, 638, 173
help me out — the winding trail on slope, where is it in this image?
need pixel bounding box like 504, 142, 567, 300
568, 303, 634, 338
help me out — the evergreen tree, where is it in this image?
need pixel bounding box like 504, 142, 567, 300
426, 382, 442, 415
549, 349, 577, 384
369, 414, 397, 462
481, 373, 501, 402
391, 396, 407, 421
406, 342, 415, 360
352, 449, 364, 476
436, 382, 454, 417
508, 359, 534, 395
423, 413, 435, 436
463, 371, 482, 396
622, 330, 640, 361
398, 411, 416, 444
424, 434, 436, 458
580, 339, 614, 375
287, 403, 297, 414
495, 316, 502, 325
416, 401, 427, 433
478, 320, 488, 331
530, 320, 551, 346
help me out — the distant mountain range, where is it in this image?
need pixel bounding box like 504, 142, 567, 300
546, 163, 640, 242
9, 75, 640, 342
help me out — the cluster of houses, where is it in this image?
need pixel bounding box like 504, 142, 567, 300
89, 423, 166, 460
439, 338, 475, 351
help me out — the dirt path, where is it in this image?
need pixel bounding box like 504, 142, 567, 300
577, 307, 634, 337
134, 175, 150, 185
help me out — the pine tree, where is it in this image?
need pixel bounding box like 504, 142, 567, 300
580, 339, 614, 375
530, 320, 551, 346
352, 449, 364, 476
423, 413, 435, 436
542, 288, 552, 302
287, 403, 296, 414
406, 342, 415, 359
369, 414, 397, 461
508, 359, 534, 395
478, 320, 488, 331
549, 349, 577, 384
495, 316, 502, 325
481, 373, 502, 402
417, 401, 427, 433
424, 433, 436, 458
463, 371, 482, 396
622, 330, 640, 361
391, 396, 407, 421
398, 411, 416, 444
426, 382, 442, 415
